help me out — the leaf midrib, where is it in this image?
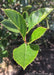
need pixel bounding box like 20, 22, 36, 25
24, 44, 27, 68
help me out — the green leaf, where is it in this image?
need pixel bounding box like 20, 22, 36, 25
0, 50, 8, 58
1, 19, 19, 33
8, 0, 16, 3
3, 9, 27, 40
23, 5, 32, 11
29, 27, 47, 44
2, 50, 8, 57
13, 43, 39, 70
28, 8, 53, 32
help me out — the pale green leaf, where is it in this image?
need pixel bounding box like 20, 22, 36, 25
1, 19, 19, 33
28, 8, 53, 32
13, 43, 39, 70
29, 27, 47, 44
3, 9, 27, 40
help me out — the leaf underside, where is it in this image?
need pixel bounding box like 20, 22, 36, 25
1, 19, 19, 33
13, 43, 39, 70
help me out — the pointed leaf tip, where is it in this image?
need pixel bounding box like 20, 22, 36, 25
29, 27, 47, 44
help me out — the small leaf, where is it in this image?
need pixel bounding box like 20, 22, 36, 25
3, 9, 27, 40
29, 27, 47, 44
13, 43, 39, 70
2, 50, 8, 57
23, 5, 32, 11
0, 50, 8, 58
1, 19, 19, 33
28, 8, 53, 32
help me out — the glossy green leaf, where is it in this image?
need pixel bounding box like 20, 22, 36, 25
1, 19, 19, 33
13, 43, 39, 70
28, 8, 53, 32
29, 27, 47, 44
3, 9, 27, 40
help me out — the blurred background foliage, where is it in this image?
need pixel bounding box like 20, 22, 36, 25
0, 0, 54, 62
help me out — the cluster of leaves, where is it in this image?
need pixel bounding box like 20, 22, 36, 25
1, 8, 53, 69
0, 0, 31, 63
0, 0, 54, 70
29, 0, 54, 46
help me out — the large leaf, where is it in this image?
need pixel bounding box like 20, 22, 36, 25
28, 8, 53, 32
13, 43, 39, 70
29, 27, 47, 44
1, 19, 19, 33
3, 9, 27, 40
